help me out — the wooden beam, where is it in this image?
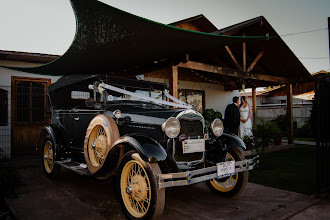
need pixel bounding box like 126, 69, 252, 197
252, 87, 257, 128
243, 32, 246, 71
178, 60, 291, 84
247, 49, 264, 72
287, 83, 294, 144
169, 65, 178, 99
225, 46, 243, 71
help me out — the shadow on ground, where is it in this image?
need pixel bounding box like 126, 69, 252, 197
6, 156, 317, 220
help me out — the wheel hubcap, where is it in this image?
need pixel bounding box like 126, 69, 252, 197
126, 185, 133, 194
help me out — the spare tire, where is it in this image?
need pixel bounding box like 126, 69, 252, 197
84, 114, 120, 174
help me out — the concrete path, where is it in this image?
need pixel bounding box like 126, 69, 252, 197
281, 140, 316, 146
5, 156, 329, 220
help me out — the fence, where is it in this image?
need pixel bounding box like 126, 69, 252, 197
0, 86, 11, 157
315, 75, 330, 194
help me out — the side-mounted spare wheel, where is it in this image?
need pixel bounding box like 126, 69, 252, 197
84, 114, 120, 174
116, 151, 165, 220
206, 146, 249, 197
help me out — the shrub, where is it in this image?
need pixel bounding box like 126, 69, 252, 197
294, 116, 312, 138
252, 119, 281, 155
0, 149, 21, 197
272, 115, 290, 135
202, 109, 223, 134
243, 134, 255, 150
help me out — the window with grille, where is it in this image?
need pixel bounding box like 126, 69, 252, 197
179, 89, 205, 113
12, 77, 50, 124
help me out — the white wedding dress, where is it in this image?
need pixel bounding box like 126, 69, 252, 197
239, 105, 252, 139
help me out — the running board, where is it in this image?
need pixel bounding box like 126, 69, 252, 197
55, 159, 91, 175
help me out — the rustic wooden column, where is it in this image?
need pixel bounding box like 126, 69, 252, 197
243, 32, 246, 72
252, 87, 257, 128
287, 83, 294, 144
169, 65, 178, 99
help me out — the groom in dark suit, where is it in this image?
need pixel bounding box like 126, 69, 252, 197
224, 96, 240, 135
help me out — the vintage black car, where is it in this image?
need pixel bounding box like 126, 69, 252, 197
40, 74, 258, 219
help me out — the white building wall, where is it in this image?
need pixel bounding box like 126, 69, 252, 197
0, 64, 61, 157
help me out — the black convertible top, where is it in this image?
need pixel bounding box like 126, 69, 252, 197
48, 74, 167, 93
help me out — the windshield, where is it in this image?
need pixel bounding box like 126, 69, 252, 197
104, 88, 167, 109
107, 89, 162, 102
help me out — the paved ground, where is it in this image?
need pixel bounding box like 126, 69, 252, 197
5, 156, 330, 220
281, 140, 316, 146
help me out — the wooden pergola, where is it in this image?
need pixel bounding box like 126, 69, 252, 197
145, 16, 313, 144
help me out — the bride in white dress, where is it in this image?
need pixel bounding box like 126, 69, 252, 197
239, 96, 252, 139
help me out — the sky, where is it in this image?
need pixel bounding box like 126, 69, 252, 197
0, 0, 329, 74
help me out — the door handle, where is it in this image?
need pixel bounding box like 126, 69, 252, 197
74, 117, 80, 121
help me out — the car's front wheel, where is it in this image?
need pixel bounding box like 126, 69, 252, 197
116, 151, 165, 219
206, 146, 248, 197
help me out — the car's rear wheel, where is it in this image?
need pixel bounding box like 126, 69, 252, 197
206, 146, 248, 197
116, 151, 165, 219
42, 135, 58, 178
84, 115, 120, 174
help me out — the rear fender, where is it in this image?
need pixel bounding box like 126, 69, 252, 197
39, 125, 58, 149
39, 124, 68, 158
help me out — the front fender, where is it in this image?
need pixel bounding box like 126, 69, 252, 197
112, 134, 167, 163
218, 133, 246, 151
205, 133, 246, 165
94, 134, 168, 179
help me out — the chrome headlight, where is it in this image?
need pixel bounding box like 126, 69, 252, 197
162, 117, 180, 138
210, 118, 224, 137
113, 109, 122, 119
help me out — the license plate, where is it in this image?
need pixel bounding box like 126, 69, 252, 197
182, 139, 205, 154
217, 161, 235, 178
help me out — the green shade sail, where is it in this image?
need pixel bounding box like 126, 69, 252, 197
5, 0, 268, 75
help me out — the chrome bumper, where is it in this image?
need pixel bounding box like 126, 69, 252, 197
158, 156, 259, 189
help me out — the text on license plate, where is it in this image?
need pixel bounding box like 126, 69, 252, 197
217, 161, 235, 178
182, 139, 205, 154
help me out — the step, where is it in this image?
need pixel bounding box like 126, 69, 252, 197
55, 158, 91, 175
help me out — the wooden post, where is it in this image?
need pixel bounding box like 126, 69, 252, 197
252, 87, 257, 128
243, 32, 246, 72
287, 83, 294, 144
169, 65, 178, 99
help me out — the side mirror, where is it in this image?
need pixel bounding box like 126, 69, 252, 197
85, 98, 96, 108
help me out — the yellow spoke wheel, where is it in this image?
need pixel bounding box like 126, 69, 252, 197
206, 147, 248, 197
43, 140, 54, 174
117, 152, 165, 220
84, 115, 120, 174
121, 160, 151, 218
210, 152, 238, 192
88, 125, 107, 167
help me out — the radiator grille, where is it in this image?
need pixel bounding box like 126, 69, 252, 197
174, 119, 204, 162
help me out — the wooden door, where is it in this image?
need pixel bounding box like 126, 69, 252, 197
11, 77, 51, 155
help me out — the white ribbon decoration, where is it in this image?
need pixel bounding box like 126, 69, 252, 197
101, 83, 192, 109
